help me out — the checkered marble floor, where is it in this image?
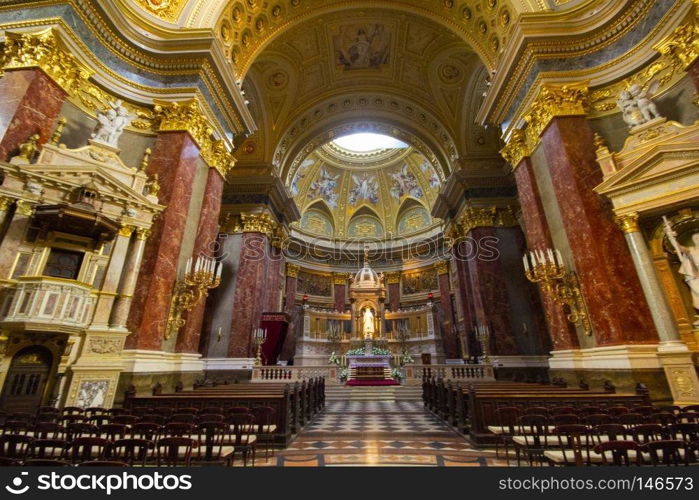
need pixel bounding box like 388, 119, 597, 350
252, 401, 505, 467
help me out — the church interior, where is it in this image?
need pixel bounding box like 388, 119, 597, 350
0, 0, 697, 468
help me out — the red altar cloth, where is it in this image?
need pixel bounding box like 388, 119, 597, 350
259, 312, 289, 365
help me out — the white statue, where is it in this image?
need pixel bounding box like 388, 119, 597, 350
663, 216, 699, 325
92, 99, 134, 147
362, 307, 375, 338
618, 82, 662, 128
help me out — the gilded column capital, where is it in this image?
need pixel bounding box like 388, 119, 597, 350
0, 196, 14, 212
385, 271, 401, 285
333, 273, 349, 285
240, 212, 276, 237
286, 263, 300, 278
500, 129, 533, 169
153, 98, 235, 177
615, 212, 641, 234
14, 200, 33, 217
458, 206, 518, 235
654, 13, 699, 70
135, 228, 151, 240
0, 29, 92, 95
118, 225, 135, 238
434, 260, 450, 275
524, 82, 590, 140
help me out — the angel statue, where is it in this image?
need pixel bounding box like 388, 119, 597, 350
663, 216, 699, 326
92, 99, 134, 147
617, 81, 662, 128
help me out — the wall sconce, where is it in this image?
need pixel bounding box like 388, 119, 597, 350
474, 323, 490, 363
523, 248, 592, 336
165, 256, 222, 340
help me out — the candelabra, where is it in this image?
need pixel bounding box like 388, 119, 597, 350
475, 324, 490, 363
253, 327, 267, 366
165, 256, 222, 339
523, 248, 592, 335
327, 320, 342, 349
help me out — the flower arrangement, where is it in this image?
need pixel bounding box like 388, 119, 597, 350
328, 352, 340, 365
391, 368, 403, 382
339, 367, 348, 382
345, 346, 391, 356
401, 353, 414, 366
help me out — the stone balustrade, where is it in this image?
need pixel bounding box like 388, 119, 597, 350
404, 364, 495, 382
251, 364, 338, 383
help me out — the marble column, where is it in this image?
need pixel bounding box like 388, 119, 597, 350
333, 274, 346, 313
280, 263, 299, 361
514, 157, 580, 350
110, 229, 149, 328
89, 227, 134, 327
126, 132, 200, 350
435, 261, 459, 359
539, 116, 657, 346
0, 69, 66, 161
227, 231, 272, 358
0, 201, 33, 278
386, 272, 400, 312
465, 227, 520, 356
176, 168, 225, 354
451, 241, 477, 357
265, 246, 284, 312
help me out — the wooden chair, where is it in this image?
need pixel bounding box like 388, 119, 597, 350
544, 424, 590, 466
607, 406, 630, 419
153, 407, 174, 417
643, 440, 688, 466
170, 413, 196, 424
594, 441, 641, 466
650, 412, 677, 426
24, 458, 71, 466
250, 406, 277, 459
197, 413, 224, 423
578, 406, 603, 416
670, 423, 699, 444
140, 414, 166, 425
99, 423, 128, 441
156, 437, 197, 467
551, 414, 579, 426
630, 406, 655, 416
630, 424, 665, 444
584, 414, 612, 426
617, 413, 644, 428
66, 422, 99, 440
34, 422, 62, 439
78, 460, 129, 467
62, 407, 84, 416
512, 415, 549, 466
112, 438, 154, 466
29, 439, 71, 460
589, 424, 628, 447
176, 407, 199, 415
226, 414, 257, 467
113, 415, 139, 426
677, 412, 699, 424
71, 437, 111, 464
0, 434, 32, 460
163, 422, 196, 437
226, 407, 250, 415
490, 406, 520, 465
130, 423, 162, 441
194, 422, 232, 466
2, 420, 32, 435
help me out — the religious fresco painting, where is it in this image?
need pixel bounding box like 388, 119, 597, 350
307, 167, 340, 208
297, 271, 333, 297
348, 215, 385, 238
334, 24, 390, 70
397, 206, 431, 235
401, 268, 438, 295
389, 164, 423, 200
349, 173, 379, 205
300, 210, 334, 237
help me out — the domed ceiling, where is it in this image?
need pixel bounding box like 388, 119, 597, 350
289, 139, 443, 240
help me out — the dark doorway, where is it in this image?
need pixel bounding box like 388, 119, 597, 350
0, 345, 53, 413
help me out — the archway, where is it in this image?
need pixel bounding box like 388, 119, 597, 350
0, 346, 54, 413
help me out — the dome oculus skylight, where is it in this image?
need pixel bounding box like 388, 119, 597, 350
332, 133, 408, 153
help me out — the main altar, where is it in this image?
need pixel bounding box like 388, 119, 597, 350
343, 250, 398, 385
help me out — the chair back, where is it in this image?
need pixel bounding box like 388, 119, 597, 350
0, 434, 33, 459
670, 423, 699, 443
113, 415, 139, 426
3, 420, 32, 435
70, 437, 111, 463
170, 413, 196, 423
130, 423, 162, 441
66, 422, 99, 440
30, 439, 70, 459
650, 412, 676, 425
226, 414, 256, 445
643, 440, 686, 466
590, 424, 627, 445
494, 407, 520, 435
552, 424, 589, 466
62, 407, 84, 415
156, 437, 197, 466
226, 407, 250, 415
594, 441, 641, 466
578, 406, 602, 416
617, 413, 644, 427
24, 458, 71, 466
112, 438, 154, 466
250, 407, 275, 431
34, 422, 62, 439
163, 422, 196, 437
551, 414, 578, 425
630, 424, 665, 444
584, 414, 611, 426
197, 422, 228, 462
100, 423, 127, 441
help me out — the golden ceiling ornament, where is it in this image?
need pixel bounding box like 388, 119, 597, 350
134, 0, 186, 23
385, 271, 401, 285
0, 29, 92, 95
286, 263, 300, 278
153, 98, 235, 177
523, 82, 590, 140
434, 260, 449, 275
240, 212, 277, 237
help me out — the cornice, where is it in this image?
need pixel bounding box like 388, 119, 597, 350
0, 0, 255, 136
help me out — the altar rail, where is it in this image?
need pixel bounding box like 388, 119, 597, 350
404, 364, 495, 382
252, 365, 339, 383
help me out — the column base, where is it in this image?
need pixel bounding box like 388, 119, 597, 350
548, 345, 672, 401
202, 357, 256, 384
656, 345, 699, 406
490, 355, 550, 382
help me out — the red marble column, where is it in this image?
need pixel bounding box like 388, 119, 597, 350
284, 272, 298, 313
227, 232, 271, 358
437, 264, 459, 359
176, 168, 225, 354
126, 132, 200, 350
465, 227, 519, 356
514, 158, 579, 351
539, 117, 657, 346
387, 281, 400, 312
279, 268, 299, 361
451, 241, 477, 356
265, 247, 284, 311
333, 278, 346, 313
0, 69, 66, 161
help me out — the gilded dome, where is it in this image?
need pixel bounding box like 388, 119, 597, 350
353, 263, 381, 289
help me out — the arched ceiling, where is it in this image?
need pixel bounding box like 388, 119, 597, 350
234, 6, 504, 174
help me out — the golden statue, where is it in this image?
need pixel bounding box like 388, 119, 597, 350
145, 173, 160, 197
362, 307, 375, 338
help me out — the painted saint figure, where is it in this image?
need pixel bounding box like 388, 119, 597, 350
663, 216, 699, 326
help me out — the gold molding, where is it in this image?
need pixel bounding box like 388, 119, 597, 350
118, 225, 135, 238
134, 0, 187, 23
135, 228, 151, 241
654, 7, 699, 70
286, 263, 300, 278
14, 200, 33, 217
240, 212, 276, 237
385, 271, 401, 285
454, 206, 519, 237
153, 98, 235, 177
0, 196, 14, 212
0, 28, 92, 95
434, 260, 449, 276
523, 82, 590, 141
615, 212, 640, 234
332, 273, 349, 285
500, 129, 533, 169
